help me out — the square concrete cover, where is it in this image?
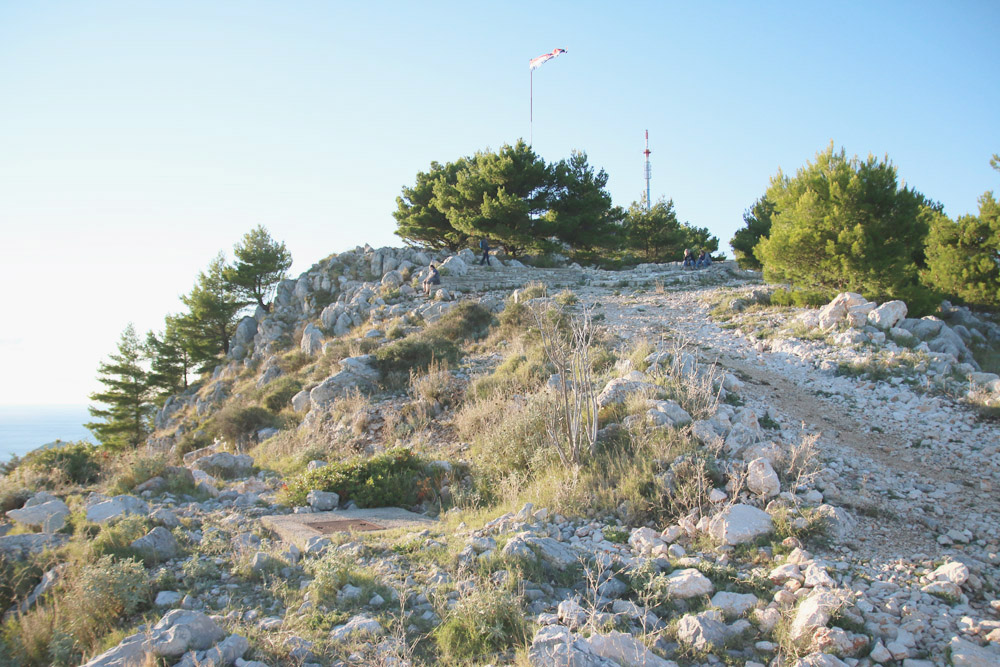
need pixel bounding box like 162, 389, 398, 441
261, 507, 435, 550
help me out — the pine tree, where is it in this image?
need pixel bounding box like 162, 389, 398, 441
434, 141, 554, 256
755, 143, 930, 299
146, 315, 192, 406
546, 151, 622, 257
923, 192, 1000, 308
393, 159, 471, 251
730, 196, 774, 270
179, 253, 243, 371
86, 324, 155, 449
223, 225, 292, 311
623, 197, 716, 263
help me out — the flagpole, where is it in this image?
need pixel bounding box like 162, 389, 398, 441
530, 68, 533, 146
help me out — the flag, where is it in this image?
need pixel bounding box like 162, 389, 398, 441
529, 48, 567, 71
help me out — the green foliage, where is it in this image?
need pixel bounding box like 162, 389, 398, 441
1, 556, 149, 667
395, 143, 619, 257
435, 140, 554, 256
923, 192, 1000, 308
22, 442, 101, 485
394, 159, 472, 251
769, 287, 832, 307
545, 151, 623, 255
177, 253, 243, 369
730, 195, 774, 270
208, 404, 277, 446
433, 584, 530, 665
376, 335, 458, 379
145, 315, 192, 405
86, 324, 155, 450
623, 197, 718, 263
280, 448, 428, 507
262, 376, 303, 413
223, 225, 293, 311
375, 302, 491, 379
89, 515, 151, 561
755, 143, 932, 301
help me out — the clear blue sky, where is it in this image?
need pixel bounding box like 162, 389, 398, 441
1, 1, 997, 406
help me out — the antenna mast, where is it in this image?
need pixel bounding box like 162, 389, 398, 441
643, 130, 652, 211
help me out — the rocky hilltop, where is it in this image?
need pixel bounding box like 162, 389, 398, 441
2, 245, 999, 667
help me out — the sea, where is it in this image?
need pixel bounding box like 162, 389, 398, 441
0, 405, 94, 462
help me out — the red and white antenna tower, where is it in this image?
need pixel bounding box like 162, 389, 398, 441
643, 130, 652, 211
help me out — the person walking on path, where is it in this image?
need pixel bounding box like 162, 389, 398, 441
479, 238, 491, 266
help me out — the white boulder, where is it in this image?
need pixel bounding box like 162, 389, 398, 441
747, 458, 780, 497
708, 504, 773, 545
868, 300, 908, 329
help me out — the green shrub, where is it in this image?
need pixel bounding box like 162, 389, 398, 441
89, 515, 151, 561
433, 585, 530, 665
428, 301, 494, 341
280, 448, 430, 508
22, 443, 101, 485
262, 376, 303, 413
770, 288, 831, 308
376, 335, 458, 378
1, 556, 149, 667
208, 404, 278, 444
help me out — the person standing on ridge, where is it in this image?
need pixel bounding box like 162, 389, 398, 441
479, 238, 491, 266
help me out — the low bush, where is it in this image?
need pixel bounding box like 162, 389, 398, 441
433, 584, 530, 665
262, 376, 303, 413
1, 556, 149, 667
770, 288, 832, 308
208, 404, 278, 445
22, 442, 102, 485
280, 448, 431, 508
376, 335, 458, 379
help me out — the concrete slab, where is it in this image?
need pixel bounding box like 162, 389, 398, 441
261, 507, 435, 549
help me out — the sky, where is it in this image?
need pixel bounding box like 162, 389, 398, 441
1, 1, 998, 406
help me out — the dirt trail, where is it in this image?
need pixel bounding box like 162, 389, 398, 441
583, 283, 998, 563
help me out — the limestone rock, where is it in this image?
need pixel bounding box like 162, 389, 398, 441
646, 399, 692, 427
502, 532, 584, 570
596, 377, 659, 409
813, 504, 856, 540
747, 457, 780, 497
868, 300, 907, 329
439, 255, 469, 276
664, 568, 713, 599
307, 490, 339, 511
300, 323, 324, 356
586, 630, 677, 666
309, 355, 380, 407
81, 610, 225, 667
527, 625, 620, 667
676, 611, 729, 651
291, 389, 311, 413
7, 498, 70, 533
949, 636, 1000, 666
86, 495, 149, 524
710, 591, 758, 618
130, 526, 180, 561
789, 588, 847, 641
192, 453, 253, 479
708, 504, 773, 545
329, 613, 384, 642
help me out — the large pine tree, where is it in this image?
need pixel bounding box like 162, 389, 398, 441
754, 143, 930, 300
146, 315, 193, 406
222, 225, 292, 312
179, 253, 243, 371
86, 324, 155, 449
